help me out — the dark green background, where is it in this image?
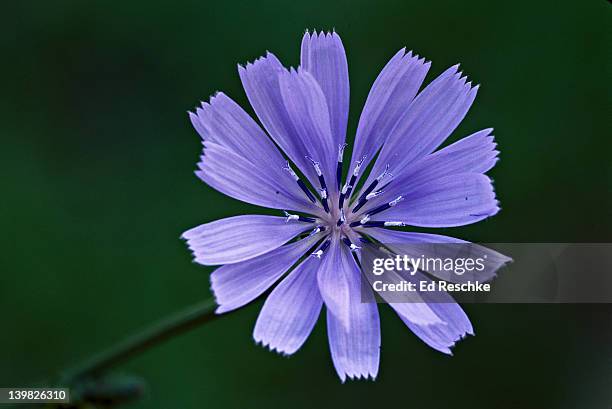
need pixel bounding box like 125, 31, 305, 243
2, 0, 611, 408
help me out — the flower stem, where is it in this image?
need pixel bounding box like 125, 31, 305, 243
61, 298, 218, 384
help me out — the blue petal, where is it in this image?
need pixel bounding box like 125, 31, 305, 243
182, 215, 312, 265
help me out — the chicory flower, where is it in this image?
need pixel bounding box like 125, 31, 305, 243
183, 31, 505, 381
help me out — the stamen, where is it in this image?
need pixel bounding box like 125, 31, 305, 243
365, 195, 404, 217
382, 221, 405, 227
312, 239, 331, 258
306, 156, 323, 177
366, 190, 385, 200
319, 187, 330, 212
349, 220, 406, 228
377, 164, 392, 181
284, 211, 298, 222
352, 189, 384, 213
339, 156, 366, 208
352, 155, 367, 178
337, 143, 348, 163
283, 162, 299, 181
336, 143, 347, 188
357, 164, 392, 203
308, 225, 326, 236
342, 237, 361, 252
283, 162, 316, 203
306, 156, 329, 213
283, 211, 316, 223
307, 156, 330, 213
389, 196, 403, 206
336, 209, 346, 226
321, 198, 330, 213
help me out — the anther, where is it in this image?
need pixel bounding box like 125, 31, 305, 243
338, 183, 351, 209
377, 164, 392, 181
321, 198, 330, 213
308, 225, 326, 236
358, 164, 392, 203
339, 156, 366, 208
336, 209, 346, 226
366, 190, 385, 200
363, 195, 404, 217
382, 221, 405, 227
318, 188, 330, 212
349, 221, 406, 228
352, 189, 384, 213
336, 143, 347, 188
283, 162, 317, 203
337, 143, 348, 163
307, 156, 331, 213
283, 162, 299, 181
389, 196, 403, 206
312, 239, 331, 258
342, 237, 361, 252
283, 211, 316, 223
352, 155, 367, 178
306, 156, 323, 177
284, 211, 299, 222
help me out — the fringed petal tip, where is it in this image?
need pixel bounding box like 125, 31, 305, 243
336, 368, 379, 383
302, 29, 341, 40
440, 328, 475, 356
209, 277, 226, 315
397, 48, 431, 67
210, 286, 228, 315
189, 92, 246, 141
253, 337, 297, 357
450, 67, 480, 91
180, 227, 211, 262
419, 326, 475, 357
238, 51, 282, 74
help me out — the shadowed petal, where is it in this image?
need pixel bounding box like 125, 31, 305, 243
238, 53, 319, 184
197, 141, 319, 214
301, 31, 349, 168
370, 173, 499, 227
359, 248, 445, 326
351, 48, 430, 177
364, 65, 478, 187
358, 128, 498, 214
327, 249, 380, 382
400, 303, 473, 354
182, 215, 312, 265
253, 255, 323, 354
189, 92, 285, 165
366, 228, 512, 283
316, 238, 352, 329
189, 111, 208, 138
279, 68, 337, 185
430, 128, 499, 174
212, 236, 318, 314
395, 270, 474, 354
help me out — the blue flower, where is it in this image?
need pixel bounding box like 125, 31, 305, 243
183, 31, 507, 381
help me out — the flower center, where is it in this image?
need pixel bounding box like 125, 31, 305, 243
283, 147, 405, 258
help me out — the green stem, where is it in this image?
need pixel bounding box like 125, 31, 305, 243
61, 298, 218, 384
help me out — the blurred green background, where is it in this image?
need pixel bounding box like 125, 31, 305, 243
1, 0, 611, 408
